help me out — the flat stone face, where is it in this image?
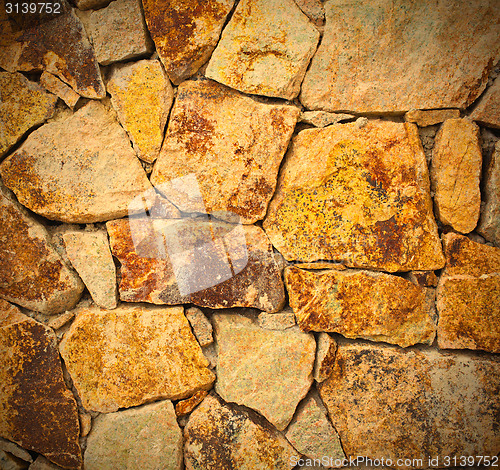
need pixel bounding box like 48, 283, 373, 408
184, 394, 299, 470
286, 266, 436, 347
0, 101, 153, 223
0, 183, 84, 314
142, 0, 235, 85
84, 400, 183, 470
436, 233, 500, 353
40, 72, 80, 110
151, 79, 299, 224
0, 72, 57, 158
63, 230, 117, 310
431, 119, 482, 233
300, 0, 500, 113
404, 109, 460, 127
88, 0, 152, 65
213, 313, 315, 430
107, 60, 173, 163
319, 342, 500, 468
257, 310, 296, 330
263, 121, 445, 271
0, 307, 81, 469
471, 76, 500, 129
205, 0, 319, 100
477, 141, 500, 244
107, 217, 285, 312
0, 4, 105, 99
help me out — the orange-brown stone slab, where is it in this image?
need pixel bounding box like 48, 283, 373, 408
263, 120, 445, 271
471, 76, 500, 129
0, 301, 81, 469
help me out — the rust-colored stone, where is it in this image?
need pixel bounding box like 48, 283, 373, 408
408, 270, 439, 287
0, 305, 81, 469
175, 390, 208, 417
313, 333, 337, 383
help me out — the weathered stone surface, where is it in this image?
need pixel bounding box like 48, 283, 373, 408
477, 141, 500, 244
300, 0, 500, 113
0, 3, 105, 99
286, 266, 436, 347
0, 183, 84, 314
404, 109, 460, 127
185, 307, 213, 346
88, 0, 153, 65
0, 437, 33, 464
184, 394, 299, 470
107, 60, 173, 163
285, 395, 344, 465
408, 270, 439, 287
39, 72, 79, 110
78, 412, 92, 438
175, 390, 208, 417
263, 121, 445, 271
319, 342, 500, 469
0, 72, 57, 158
60, 304, 214, 412
294, 0, 324, 27
313, 333, 337, 383
84, 400, 182, 470
0, 306, 81, 469
436, 233, 500, 353
205, 0, 319, 100
299, 111, 354, 128
151, 79, 299, 224
257, 309, 296, 330
0, 101, 153, 223
107, 217, 285, 312
29, 456, 64, 470
0, 450, 27, 470
213, 313, 315, 430
431, 119, 482, 233
142, 0, 234, 85
471, 76, 500, 129
63, 230, 117, 309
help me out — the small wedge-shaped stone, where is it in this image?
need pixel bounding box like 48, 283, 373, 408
431, 119, 482, 233
404, 109, 460, 127
185, 307, 213, 346
436, 233, 500, 353
471, 76, 500, 129
300, 0, 500, 113
107, 217, 285, 312
59, 304, 214, 412
213, 313, 315, 430
205, 0, 319, 99
85, 400, 183, 470
40, 72, 80, 110
184, 394, 299, 470
286, 266, 436, 347
0, 101, 153, 223
0, 72, 57, 158
299, 111, 354, 128
313, 333, 337, 383
0, 303, 81, 469
151, 79, 299, 223
319, 342, 500, 468
107, 60, 173, 163
142, 0, 235, 85
0, 3, 105, 98
0, 183, 83, 314
263, 120, 445, 271
63, 230, 117, 309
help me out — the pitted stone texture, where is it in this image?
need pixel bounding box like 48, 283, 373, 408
213, 313, 315, 430
184, 394, 299, 470
286, 266, 436, 347
471, 76, 500, 129
0, 183, 83, 314
84, 400, 182, 470
319, 342, 500, 469
107, 60, 173, 164
40, 72, 79, 110
436, 233, 500, 353
205, 0, 319, 100
0, 3, 105, 99
142, 0, 234, 85
0, 306, 81, 469
63, 230, 117, 309
88, 0, 153, 65
300, 0, 500, 113
313, 333, 337, 383
185, 307, 213, 346
299, 111, 354, 128
431, 119, 482, 233
477, 141, 500, 245
151, 79, 299, 224
0, 72, 57, 158
263, 121, 445, 271
0, 101, 153, 223
106, 217, 285, 312
404, 109, 460, 127
59, 304, 214, 412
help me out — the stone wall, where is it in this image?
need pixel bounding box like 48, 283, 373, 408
0, 0, 499, 469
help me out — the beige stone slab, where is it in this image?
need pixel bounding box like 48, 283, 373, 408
263, 120, 445, 271
294, 0, 325, 27
257, 309, 296, 330
471, 76, 500, 129
185, 307, 213, 346
404, 109, 460, 127
299, 111, 354, 127
40, 72, 80, 110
